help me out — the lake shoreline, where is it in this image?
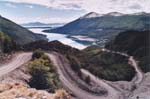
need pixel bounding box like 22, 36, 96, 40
29, 28, 89, 50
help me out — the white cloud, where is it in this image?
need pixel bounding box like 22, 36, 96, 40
25, 5, 34, 9
2, 0, 83, 10
32, 17, 76, 23
5, 3, 17, 8
2, 0, 150, 13
80, 0, 150, 14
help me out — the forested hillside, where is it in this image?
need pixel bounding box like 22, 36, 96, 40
67, 46, 135, 81
106, 30, 150, 72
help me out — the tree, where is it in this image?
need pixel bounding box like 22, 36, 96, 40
3, 35, 13, 53
29, 59, 50, 89
85, 75, 91, 84
67, 55, 81, 72
28, 59, 59, 90
32, 50, 45, 59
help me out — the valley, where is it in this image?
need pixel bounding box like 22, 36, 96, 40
0, 21, 149, 99
0, 2, 149, 98
44, 12, 150, 46
0, 29, 148, 99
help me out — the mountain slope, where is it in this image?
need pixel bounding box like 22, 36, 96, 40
66, 46, 135, 81
105, 30, 150, 73
44, 12, 150, 45
0, 16, 47, 44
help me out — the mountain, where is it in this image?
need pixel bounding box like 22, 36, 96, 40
44, 12, 150, 46
105, 12, 124, 16
0, 16, 47, 45
21, 22, 65, 27
105, 30, 150, 73
22, 22, 50, 26
80, 12, 101, 19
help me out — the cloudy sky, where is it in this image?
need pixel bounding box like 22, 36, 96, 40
0, 0, 149, 24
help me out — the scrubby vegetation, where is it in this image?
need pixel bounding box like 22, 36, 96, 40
32, 49, 45, 59
85, 75, 91, 84
106, 30, 150, 73
83, 49, 135, 81
28, 50, 59, 91
67, 46, 135, 81
66, 55, 81, 75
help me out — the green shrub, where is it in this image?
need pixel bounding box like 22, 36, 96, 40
32, 50, 45, 59
67, 55, 81, 72
28, 58, 59, 91
69, 47, 136, 81
85, 75, 91, 84
105, 30, 149, 73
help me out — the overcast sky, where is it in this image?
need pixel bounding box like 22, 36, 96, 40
0, 0, 149, 24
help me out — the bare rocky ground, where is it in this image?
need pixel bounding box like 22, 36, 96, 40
0, 63, 30, 85
0, 53, 14, 65
0, 82, 54, 99
0, 59, 71, 99
104, 73, 150, 99
0, 81, 71, 99
128, 72, 150, 99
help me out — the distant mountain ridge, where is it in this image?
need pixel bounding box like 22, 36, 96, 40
80, 12, 124, 19
81, 12, 150, 18
0, 16, 47, 45
44, 12, 150, 46
80, 12, 101, 19
21, 22, 65, 27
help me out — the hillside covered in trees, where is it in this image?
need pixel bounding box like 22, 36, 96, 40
0, 32, 17, 53
67, 46, 135, 81
106, 30, 150, 73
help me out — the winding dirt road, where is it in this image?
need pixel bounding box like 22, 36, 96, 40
0, 50, 143, 99
48, 53, 104, 99
81, 69, 124, 99
48, 49, 143, 99
102, 48, 143, 84
48, 52, 124, 99
129, 56, 143, 84
0, 53, 32, 77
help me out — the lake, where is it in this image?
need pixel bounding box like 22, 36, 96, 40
29, 28, 90, 50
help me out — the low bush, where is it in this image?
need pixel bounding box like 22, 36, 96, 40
28, 52, 59, 91
85, 75, 91, 84
32, 50, 45, 60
